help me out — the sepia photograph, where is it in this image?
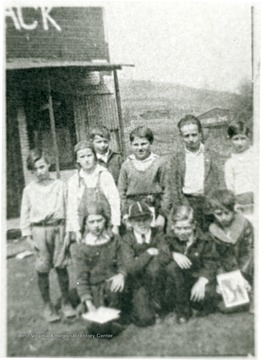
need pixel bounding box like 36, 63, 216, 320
2, 0, 260, 357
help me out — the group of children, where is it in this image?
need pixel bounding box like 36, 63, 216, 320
20, 117, 255, 329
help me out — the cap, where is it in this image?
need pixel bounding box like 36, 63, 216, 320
127, 201, 152, 220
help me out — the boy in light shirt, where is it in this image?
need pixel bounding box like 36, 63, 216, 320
20, 148, 75, 322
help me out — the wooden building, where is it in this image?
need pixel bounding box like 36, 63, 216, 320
6, 7, 131, 218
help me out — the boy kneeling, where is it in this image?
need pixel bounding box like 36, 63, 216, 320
121, 201, 166, 327
160, 205, 218, 324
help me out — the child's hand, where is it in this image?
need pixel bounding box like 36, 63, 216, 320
155, 215, 165, 229
123, 215, 132, 230
107, 273, 125, 292
25, 236, 39, 252
216, 284, 221, 294
85, 300, 97, 313
241, 275, 251, 292
112, 225, 119, 235
147, 247, 159, 256
64, 232, 71, 247
190, 277, 209, 302
75, 231, 82, 244
172, 252, 192, 269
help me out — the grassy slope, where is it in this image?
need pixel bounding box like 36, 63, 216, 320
7, 254, 254, 357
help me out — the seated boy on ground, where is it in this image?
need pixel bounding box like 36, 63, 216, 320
159, 205, 218, 324
205, 189, 254, 312
121, 201, 166, 327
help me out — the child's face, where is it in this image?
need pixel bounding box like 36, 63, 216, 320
129, 216, 152, 235
172, 219, 195, 242
33, 157, 50, 181
180, 124, 201, 152
213, 208, 234, 228
85, 214, 106, 237
77, 148, 96, 171
231, 134, 249, 153
131, 136, 151, 160
92, 135, 109, 155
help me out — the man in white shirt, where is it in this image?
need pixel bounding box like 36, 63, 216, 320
170, 115, 225, 231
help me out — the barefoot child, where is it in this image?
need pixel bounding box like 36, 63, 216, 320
20, 148, 75, 322
71, 202, 126, 319
160, 205, 218, 323
90, 125, 123, 185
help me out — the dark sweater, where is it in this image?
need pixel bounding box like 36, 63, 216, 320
121, 228, 166, 275
97, 150, 123, 185
209, 213, 254, 278
71, 235, 125, 302
118, 156, 171, 216
159, 229, 218, 282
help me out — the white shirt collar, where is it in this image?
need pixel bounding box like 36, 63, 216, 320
84, 230, 111, 246
185, 143, 204, 156
129, 152, 158, 163
134, 229, 152, 244
97, 151, 110, 163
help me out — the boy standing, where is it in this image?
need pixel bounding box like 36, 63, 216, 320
121, 201, 166, 326
20, 148, 75, 322
169, 115, 225, 231
90, 125, 123, 185
118, 126, 171, 229
225, 120, 256, 220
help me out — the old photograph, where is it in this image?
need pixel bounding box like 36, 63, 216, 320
3, 0, 259, 357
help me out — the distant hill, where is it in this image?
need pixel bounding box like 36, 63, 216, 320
116, 79, 241, 117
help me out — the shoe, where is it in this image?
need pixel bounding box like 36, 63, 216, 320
44, 303, 61, 323
62, 302, 76, 319
176, 315, 189, 324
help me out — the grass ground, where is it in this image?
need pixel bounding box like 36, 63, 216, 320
7, 239, 255, 357
7, 118, 254, 357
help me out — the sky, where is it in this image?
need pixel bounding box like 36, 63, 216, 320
102, 1, 252, 93
3, 0, 254, 93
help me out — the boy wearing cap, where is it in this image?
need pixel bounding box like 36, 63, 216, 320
121, 201, 166, 327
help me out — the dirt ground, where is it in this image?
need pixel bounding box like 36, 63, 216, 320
7, 239, 255, 357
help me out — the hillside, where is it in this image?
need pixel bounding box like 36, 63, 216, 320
117, 79, 241, 118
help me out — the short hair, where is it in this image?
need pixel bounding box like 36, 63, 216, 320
82, 201, 111, 234
74, 140, 97, 162
129, 126, 154, 143
205, 189, 236, 214
227, 120, 250, 139
26, 148, 50, 171
178, 115, 203, 135
171, 205, 194, 224
89, 125, 111, 140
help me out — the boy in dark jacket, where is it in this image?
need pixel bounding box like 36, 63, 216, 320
90, 125, 123, 185
160, 205, 218, 324
205, 189, 254, 312
121, 201, 166, 327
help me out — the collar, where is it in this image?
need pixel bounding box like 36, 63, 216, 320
185, 143, 204, 156
97, 151, 110, 163
134, 229, 152, 244
84, 230, 111, 246
129, 152, 158, 163
209, 213, 245, 244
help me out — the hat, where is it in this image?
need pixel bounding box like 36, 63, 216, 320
127, 201, 152, 220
